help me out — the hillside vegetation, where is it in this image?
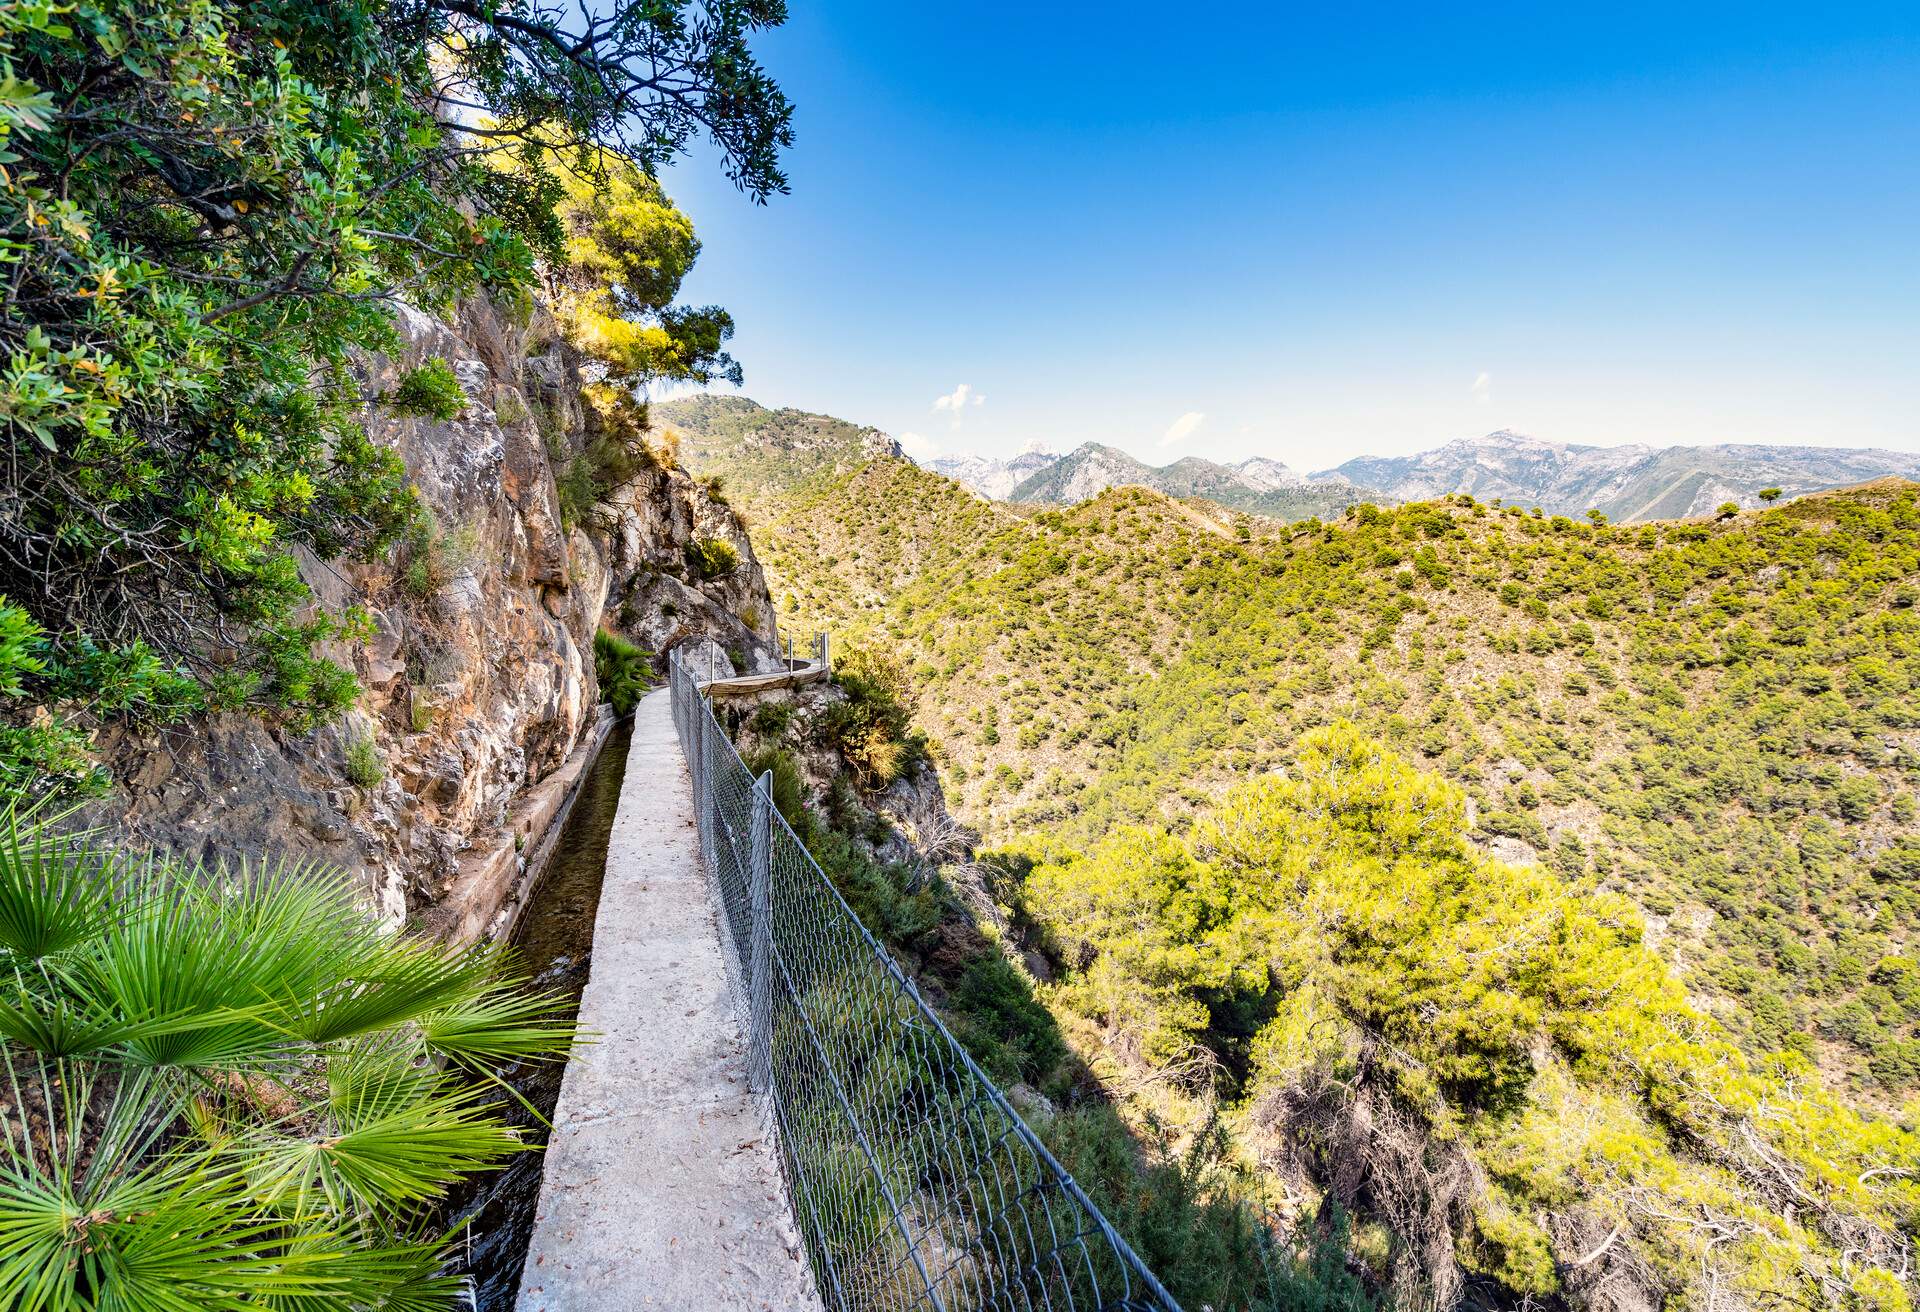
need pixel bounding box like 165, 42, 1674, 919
756, 462, 1920, 1095
662, 393, 905, 495
694, 418, 1920, 1310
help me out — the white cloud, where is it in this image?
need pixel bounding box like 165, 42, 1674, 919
1159, 411, 1206, 448
932, 384, 984, 425
897, 430, 937, 458
1472, 371, 1492, 405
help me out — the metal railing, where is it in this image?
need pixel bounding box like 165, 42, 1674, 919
669, 648, 1183, 1312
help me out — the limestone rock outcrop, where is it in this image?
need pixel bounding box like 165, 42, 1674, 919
90, 294, 776, 938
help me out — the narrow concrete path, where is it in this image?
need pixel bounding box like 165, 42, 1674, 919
516, 689, 820, 1311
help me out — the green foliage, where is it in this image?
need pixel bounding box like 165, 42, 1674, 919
686, 536, 740, 580
384, 358, 467, 421
1762, 486, 1785, 502
689, 443, 1920, 1307
0, 595, 198, 798
592, 629, 652, 715
551, 154, 742, 388
818, 648, 924, 788
0, 0, 789, 791
555, 454, 604, 527
742, 744, 810, 832
343, 732, 384, 788
0, 809, 574, 1308
738, 465, 1920, 1100
401, 513, 487, 596
948, 953, 1068, 1084
1044, 1112, 1263, 1308
1026, 725, 1920, 1311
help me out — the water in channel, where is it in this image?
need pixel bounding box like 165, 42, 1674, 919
444, 719, 633, 1311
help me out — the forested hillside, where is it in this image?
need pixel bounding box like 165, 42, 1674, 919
692, 417, 1920, 1311
755, 459, 1920, 1092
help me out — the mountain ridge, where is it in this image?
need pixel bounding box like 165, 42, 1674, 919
1326, 429, 1920, 521
658, 394, 1920, 525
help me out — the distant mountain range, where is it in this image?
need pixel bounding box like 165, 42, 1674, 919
1327, 430, 1920, 521
993, 443, 1359, 521
928, 446, 1060, 500
937, 429, 1920, 522
662, 396, 1920, 523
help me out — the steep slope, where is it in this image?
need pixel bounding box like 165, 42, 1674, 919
1331, 431, 1920, 521
751, 469, 1920, 1097
708, 437, 1920, 1312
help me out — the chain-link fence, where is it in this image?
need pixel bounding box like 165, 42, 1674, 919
669, 649, 1183, 1312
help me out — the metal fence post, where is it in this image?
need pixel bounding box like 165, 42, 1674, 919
690, 679, 705, 809
747, 770, 774, 1098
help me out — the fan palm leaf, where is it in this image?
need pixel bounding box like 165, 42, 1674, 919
240, 1086, 525, 1220
0, 810, 576, 1308
418, 981, 580, 1069
0, 811, 122, 962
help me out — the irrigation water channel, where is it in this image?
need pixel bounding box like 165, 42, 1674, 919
444, 720, 633, 1311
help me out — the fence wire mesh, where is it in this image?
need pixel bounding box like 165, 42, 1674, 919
670, 650, 1183, 1312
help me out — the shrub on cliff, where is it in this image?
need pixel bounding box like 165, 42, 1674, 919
817, 648, 925, 788
0, 808, 574, 1308
686, 536, 741, 579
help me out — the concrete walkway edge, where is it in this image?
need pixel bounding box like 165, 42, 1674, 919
516, 688, 821, 1311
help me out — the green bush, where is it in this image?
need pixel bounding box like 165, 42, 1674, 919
593, 629, 653, 715
743, 744, 810, 831
949, 954, 1068, 1084
686, 536, 740, 579
343, 733, 385, 788
815, 648, 926, 789
748, 700, 796, 739
555, 455, 603, 528
384, 357, 466, 420
0, 594, 205, 799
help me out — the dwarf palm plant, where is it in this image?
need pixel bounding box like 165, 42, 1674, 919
0, 810, 574, 1309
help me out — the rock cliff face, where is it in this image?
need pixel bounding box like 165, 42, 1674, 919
91, 294, 776, 939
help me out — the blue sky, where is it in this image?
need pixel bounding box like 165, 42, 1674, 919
660, 2, 1920, 473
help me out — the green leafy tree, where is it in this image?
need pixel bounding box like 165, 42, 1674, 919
551, 153, 744, 388
1026, 724, 1920, 1311
0, 0, 791, 793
